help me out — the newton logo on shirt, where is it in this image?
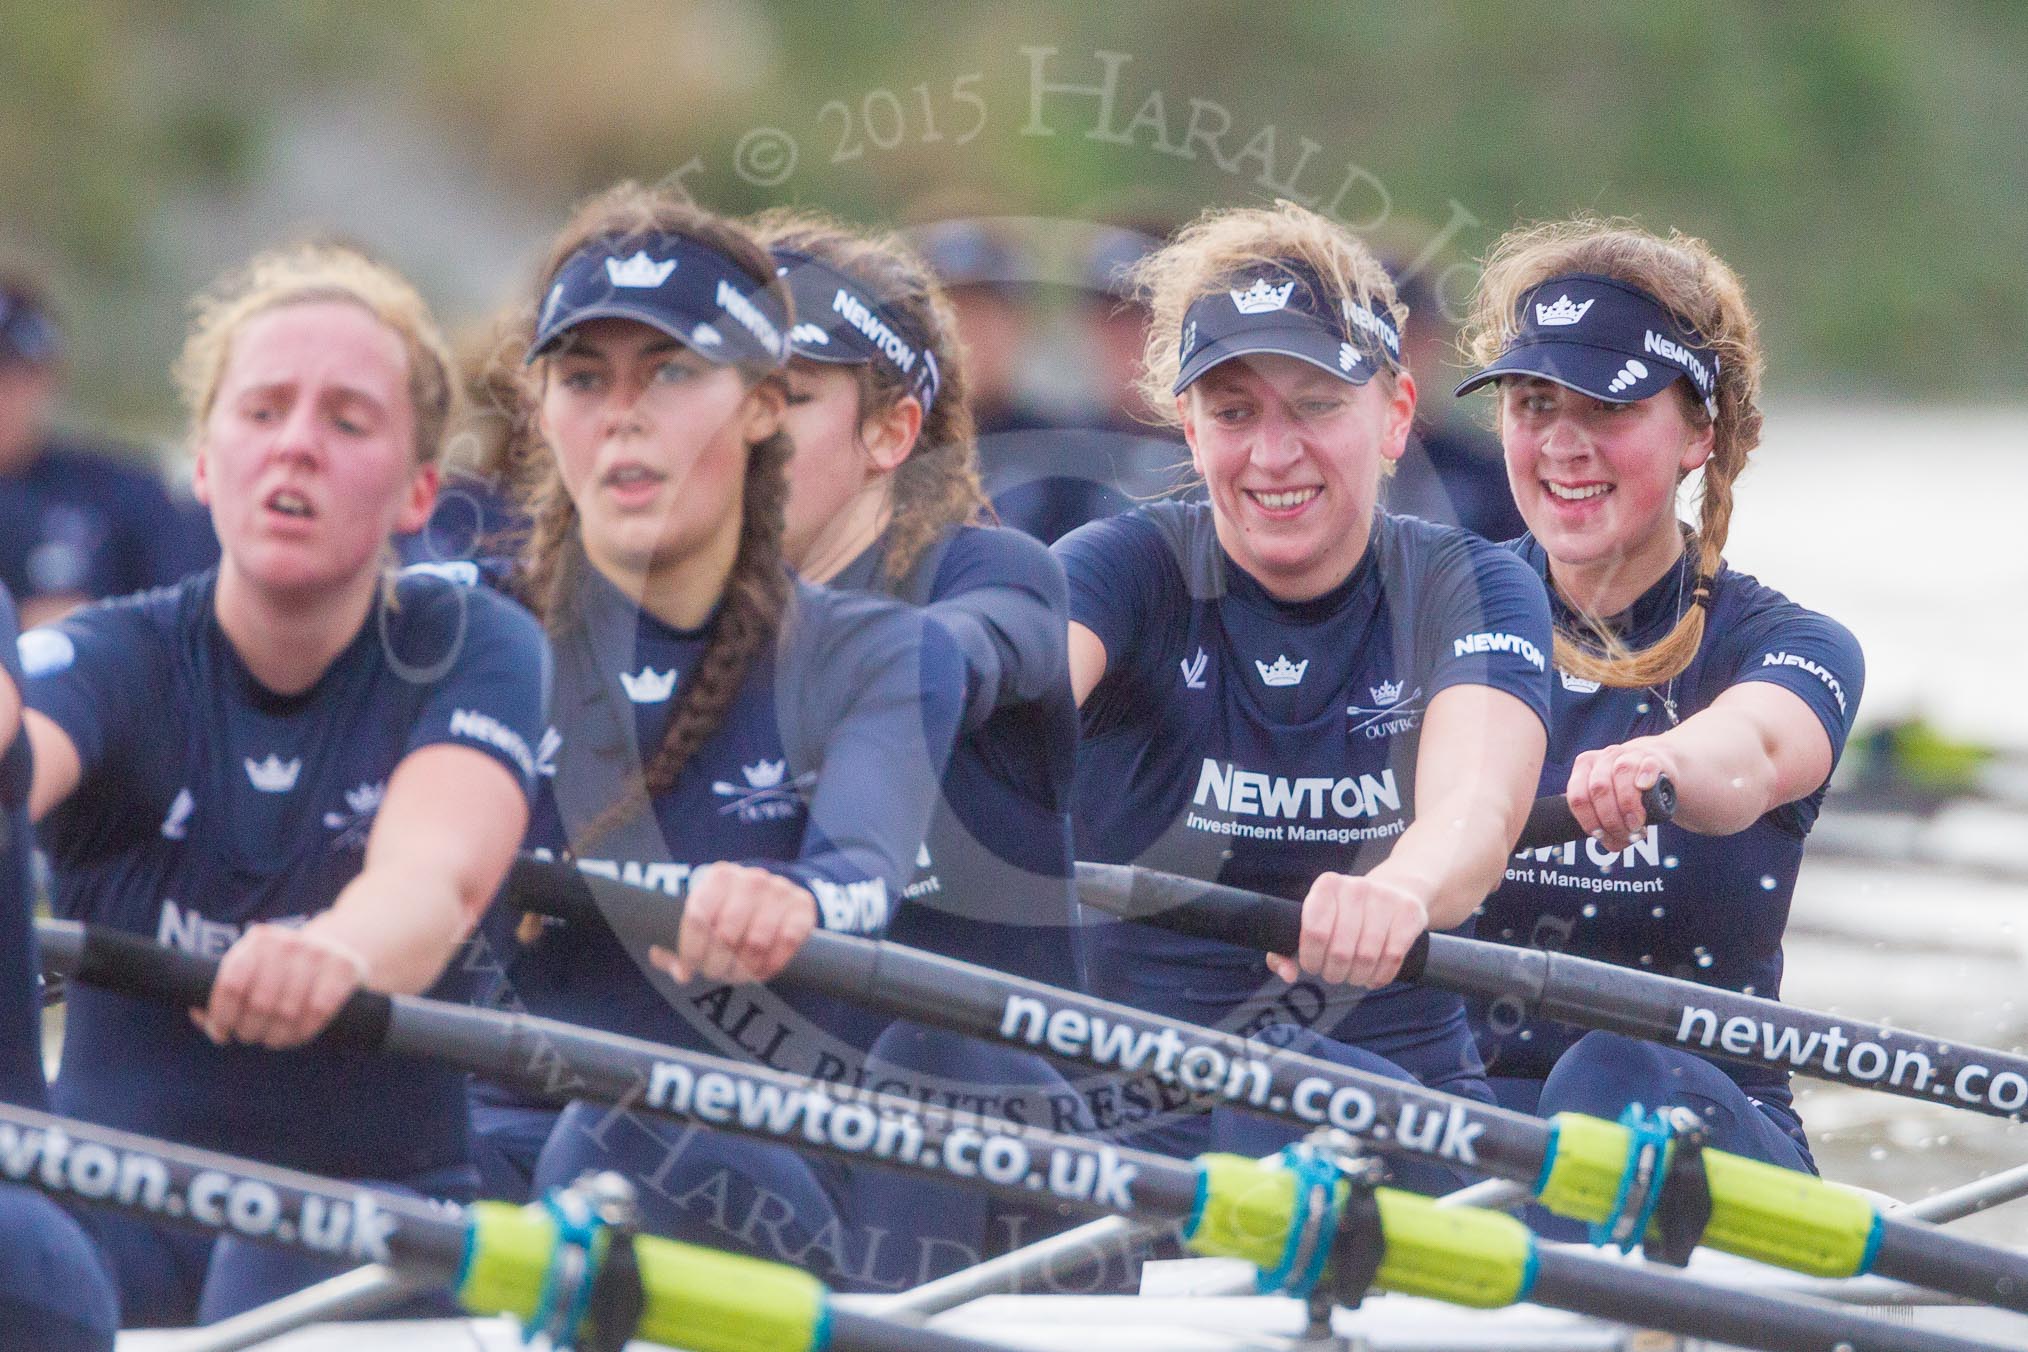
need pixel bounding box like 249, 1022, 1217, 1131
1453, 631, 1545, 672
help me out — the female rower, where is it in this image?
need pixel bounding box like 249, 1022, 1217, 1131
0, 580, 117, 1349
478, 184, 965, 1287
757, 210, 1089, 1262
1056, 202, 1552, 1169
1456, 217, 1863, 1173
17, 244, 549, 1324
755, 209, 1081, 993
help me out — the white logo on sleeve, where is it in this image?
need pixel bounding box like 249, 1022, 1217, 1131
535, 726, 562, 778
606, 251, 676, 287
1179, 647, 1209, 690
1230, 278, 1295, 314
620, 666, 678, 704
1534, 294, 1594, 326
16, 628, 74, 677
1453, 632, 1546, 672
1254, 654, 1308, 687
448, 708, 536, 778
244, 754, 302, 793
159, 788, 194, 840
1761, 651, 1848, 715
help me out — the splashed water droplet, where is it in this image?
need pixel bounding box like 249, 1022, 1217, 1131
1663, 855, 1679, 869
1694, 947, 1714, 969
1650, 905, 1666, 918
1581, 903, 1598, 918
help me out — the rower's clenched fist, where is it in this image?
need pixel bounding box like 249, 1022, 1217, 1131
1567, 737, 1679, 851
195, 922, 372, 1050
650, 861, 818, 986
1268, 870, 1430, 990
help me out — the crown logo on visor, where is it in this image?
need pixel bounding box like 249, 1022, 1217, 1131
245, 754, 302, 794
620, 667, 678, 704
1534, 294, 1594, 327
1255, 654, 1309, 687
1230, 278, 1296, 315
1370, 677, 1403, 706
606, 252, 677, 288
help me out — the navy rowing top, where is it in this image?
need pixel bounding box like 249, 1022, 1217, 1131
23, 567, 550, 1179
0, 584, 48, 1109
1059, 502, 1551, 1053
1472, 538, 1864, 1109
830, 523, 1083, 990
495, 557, 965, 1075
0, 441, 184, 606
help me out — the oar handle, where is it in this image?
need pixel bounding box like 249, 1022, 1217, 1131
1515, 776, 1677, 852
44, 920, 395, 1052
1077, 779, 1676, 977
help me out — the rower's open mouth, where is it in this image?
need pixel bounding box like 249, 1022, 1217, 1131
1246, 486, 1321, 512
1544, 481, 1611, 502
265, 487, 315, 519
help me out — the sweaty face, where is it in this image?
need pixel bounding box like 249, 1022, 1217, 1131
1181, 352, 1414, 601
779, 360, 874, 567
194, 300, 432, 599
1498, 378, 1713, 574
537, 317, 771, 583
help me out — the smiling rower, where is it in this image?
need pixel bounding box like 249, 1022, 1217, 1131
1455, 217, 1865, 1175
1054, 202, 1551, 1184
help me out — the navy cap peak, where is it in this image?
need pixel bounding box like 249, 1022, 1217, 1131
528, 230, 788, 369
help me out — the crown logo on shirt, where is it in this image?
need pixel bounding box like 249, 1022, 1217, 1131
244, 754, 302, 794
1230, 278, 1296, 315
1255, 654, 1309, 687
605, 251, 677, 288
742, 758, 787, 789
1534, 294, 1594, 327
620, 667, 678, 704
1558, 669, 1604, 695
1370, 677, 1404, 706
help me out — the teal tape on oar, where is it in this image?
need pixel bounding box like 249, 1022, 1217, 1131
1258, 1143, 1346, 1300
527, 1187, 614, 1349
1589, 1104, 1673, 1254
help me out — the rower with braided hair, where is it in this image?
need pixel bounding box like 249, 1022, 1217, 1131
470, 183, 966, 1282
1457, 216, 1866, 1173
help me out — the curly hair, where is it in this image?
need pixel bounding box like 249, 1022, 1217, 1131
1459, 214, 1765, 688
750, 207, 985, 584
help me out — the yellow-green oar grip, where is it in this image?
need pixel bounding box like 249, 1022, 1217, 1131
1536, 1113, 1633, 1223
459, 1200, 553, 1322
1372, 1187, 1536, 1309
1701, 1150, 1881, 1278
459, 1200, 833, 1352
632, 1230, 831, 1352
1184, 1152, 1317, 1268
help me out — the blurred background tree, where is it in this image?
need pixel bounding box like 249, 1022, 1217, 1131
3, 0, 2025, 441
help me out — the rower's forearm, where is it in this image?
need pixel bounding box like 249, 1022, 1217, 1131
1374, 804, 1513, 930
309, 870, 468, 995
1653, 714, 1780, 835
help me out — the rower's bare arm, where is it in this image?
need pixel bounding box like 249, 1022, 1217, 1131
1568, 683, 1831, 846
1068, 620, 1108, 707
1659, 682, 1832, 833
21, 708, 82, 823
1375, 684, 1547, 931
313, 742, 530, 992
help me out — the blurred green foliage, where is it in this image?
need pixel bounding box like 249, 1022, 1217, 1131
4, 0, 2024, 436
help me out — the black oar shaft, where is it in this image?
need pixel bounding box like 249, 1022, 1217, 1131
498, 863, 2028, 1319
1076, 861, 2028, 1125
38, 921, 2026, 1351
